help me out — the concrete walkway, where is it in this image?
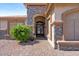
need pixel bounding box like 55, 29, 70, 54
0, 38, 79, 56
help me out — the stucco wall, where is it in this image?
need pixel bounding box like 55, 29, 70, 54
26, 6, 47, 25
54, 4, 79, 45
51, 13, 55, 48
48, 9, 56, 48
54, 4, 79, 20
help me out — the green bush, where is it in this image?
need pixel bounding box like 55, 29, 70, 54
10, 24, 32, 42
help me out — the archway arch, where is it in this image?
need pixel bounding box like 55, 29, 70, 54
32, 14, 46, 37
62, 7, 79, 20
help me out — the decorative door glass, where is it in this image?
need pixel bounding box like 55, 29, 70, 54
36, 22, 44, 36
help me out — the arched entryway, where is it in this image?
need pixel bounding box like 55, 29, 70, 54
63, 8, 79, 41
33, 14, 46, 37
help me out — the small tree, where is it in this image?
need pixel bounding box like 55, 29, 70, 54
10, 24, 32, 43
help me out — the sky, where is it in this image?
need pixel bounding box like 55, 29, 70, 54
0, 3, 27, 16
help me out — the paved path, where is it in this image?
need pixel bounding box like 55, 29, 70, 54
0, 38, 79, 56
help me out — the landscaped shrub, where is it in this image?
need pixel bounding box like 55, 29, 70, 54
10, 24, 32, 42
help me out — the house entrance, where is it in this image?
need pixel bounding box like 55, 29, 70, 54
36, 21, 44, 37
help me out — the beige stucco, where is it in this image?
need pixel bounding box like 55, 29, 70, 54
54, 4, 79, 21
0, 16, 26, 34
54, 4, 79, 49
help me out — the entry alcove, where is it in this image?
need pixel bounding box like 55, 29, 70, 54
33, 15, 46, 37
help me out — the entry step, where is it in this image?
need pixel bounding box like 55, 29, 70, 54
57, 40, 79, 50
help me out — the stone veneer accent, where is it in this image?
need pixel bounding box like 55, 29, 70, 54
55, 23, 63, 41
27, 6, 47, 25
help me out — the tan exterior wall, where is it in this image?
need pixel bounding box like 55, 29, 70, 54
54, 4, 79, 20
54, 4, 79, 49
0, 16, 26, 35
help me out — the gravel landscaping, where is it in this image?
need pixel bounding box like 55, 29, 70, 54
0, 38, 79, 56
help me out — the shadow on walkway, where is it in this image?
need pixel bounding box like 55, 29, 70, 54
19, 40, 40, 46
17, 37, 46, 46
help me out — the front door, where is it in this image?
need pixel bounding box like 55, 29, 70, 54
36, 22, 44, 37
